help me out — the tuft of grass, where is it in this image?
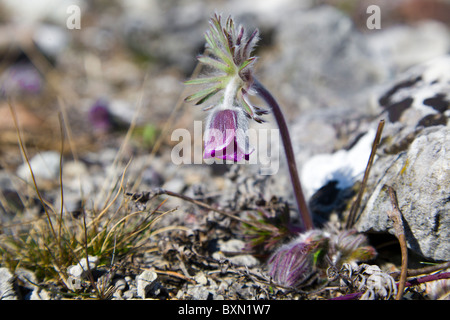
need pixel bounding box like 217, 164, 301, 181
0, 99, 174, 299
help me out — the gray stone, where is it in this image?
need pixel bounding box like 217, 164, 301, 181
67, 256, 99, 290
29, 288, 50, 300
113, 278, 127, 291
194, 272, 208, 286
212, 239, 260, 267
187, 285, 213, 300
136, 270, 158, 299
298, 54, 450, 261
353, 55, 449, 261
0, 268, 44, 300
367, 21, 450, 73
123, 288, 137, 300
15, 268, 39, 300
0, 267, 17, 300
67, 256, 99, 278
16, 151, 61, 183
356, 124, 449, 261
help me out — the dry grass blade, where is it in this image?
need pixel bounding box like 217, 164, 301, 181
8, 99, 58, 244
128, 188, 277, 232
130, 60, 203, 192
386, 186, 408, 300
345, 119, 385, 229
390, 261, 450, 279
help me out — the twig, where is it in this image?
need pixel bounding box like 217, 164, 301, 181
345, 120, 384, 229
330, 272, 450, 300
403, 272, 450, 287
390, 261, 450, 279
58, 112, 65, 242
127, 188, 274, 232
330, 291, 363, 300
82, 206, 101, 298
386, 186, 408, 300
154, 269, 196, 284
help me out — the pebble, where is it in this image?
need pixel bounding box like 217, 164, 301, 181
16, 151, 61, 183
67, 256, 99, 290
194, 272, 208, 286
123, 288, 137, 300
136, 270, 158, 299
212, 239, 260, 268
113, 278, 127, 291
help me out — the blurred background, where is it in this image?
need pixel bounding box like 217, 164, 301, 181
0, 0, 448, 177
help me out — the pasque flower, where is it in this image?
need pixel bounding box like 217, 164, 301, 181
185, 14, 267, 162
186, 14, 314, 231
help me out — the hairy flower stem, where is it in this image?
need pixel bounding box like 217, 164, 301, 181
252, 79, 314, 231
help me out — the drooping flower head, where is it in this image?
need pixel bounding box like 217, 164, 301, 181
185, 14, 268, 161
203, 108, 253, 161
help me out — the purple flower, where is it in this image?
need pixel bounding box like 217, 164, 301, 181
267, 230, 326, 288
204, 108, 253, 162
89, 99, 112, 134
1, 64, 42, 95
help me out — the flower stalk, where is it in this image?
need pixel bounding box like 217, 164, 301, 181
252, 79, 314, 231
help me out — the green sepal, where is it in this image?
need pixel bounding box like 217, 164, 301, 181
197, 56, 233, 74
184, 86, 221, 105
239, 57, 256, 72
184, 75, 228, 86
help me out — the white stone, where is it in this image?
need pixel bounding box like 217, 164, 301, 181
301, 129, 376, 198
17, 151, 61, 183
136, 270, 158, 299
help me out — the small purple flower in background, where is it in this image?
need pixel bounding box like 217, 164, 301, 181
204, 107, 253, 161
1, 64, 42, 96
89, 99, 113, 134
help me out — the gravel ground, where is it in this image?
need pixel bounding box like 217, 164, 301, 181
0, 1, 449, 300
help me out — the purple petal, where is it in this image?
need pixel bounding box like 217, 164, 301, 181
203, 108, 254, 162
204, 109, 236, 158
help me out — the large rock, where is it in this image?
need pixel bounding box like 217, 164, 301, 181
356, 124, 449, 261
300, 55, 449, 261
355, 56, 450, 261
